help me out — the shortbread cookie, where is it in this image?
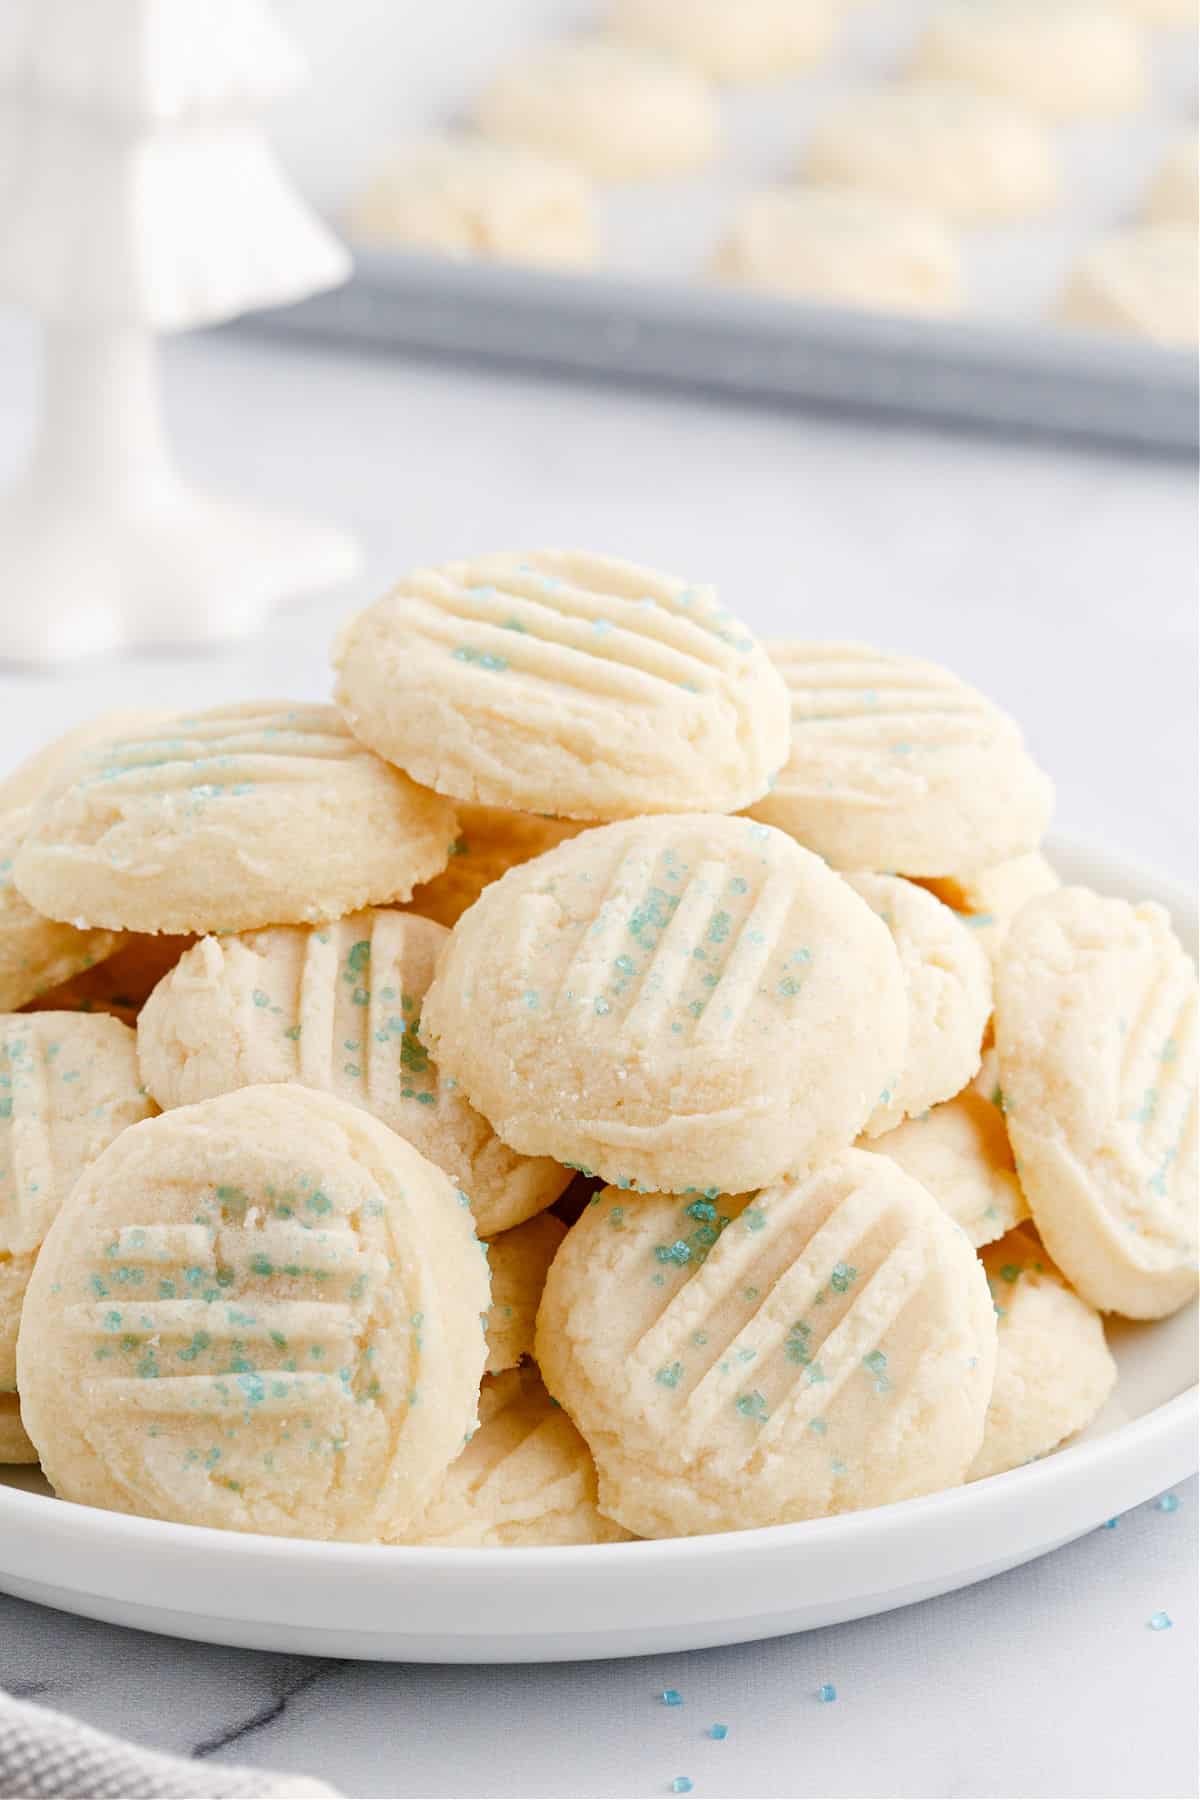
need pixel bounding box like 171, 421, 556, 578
485, 1213, 568, 1374
996, 888, 1198, 1319
1058, 224, 1199, 347
713, 187, 965, 315
973, 1042, 1003, 1110
14, 702, 457, 935
349, 135, 597, 267
1, 805, 122, 1011
847, 876, 991, 1135
1143, 134, 1199, 225
608, 0, 837, 82
136, 911, 571, 1236
1, 1014, 154, 1462
803, 84, 1058, 221
333, 551, 790, 822
421, 814, 908, 1196
17, 1085, 490, 1538
969, 1226, 1117, 1480
911, 2, 1147, 119
26, 934, 195, 1028
536, 1150, 996, 1536
397, 1365, 631, 1546
919, 852, 1060, 970
474, 41, 718, 181
0, 709, 167, 813
870, 1091, 1029, 1248
746, 642, 1055, 876
407, 805, 588, 929
0, 1390, 33, 1463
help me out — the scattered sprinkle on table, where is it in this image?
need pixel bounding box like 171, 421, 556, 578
1148, 1611, 1173, 1631
818, 1683, 837, 1703
1156, 1493, 1180, 1513
661, 1688, 683, 1707
708, 1724, 728, 1741
671, 1779, 694, 1794
1101, 1517, 1119, 1529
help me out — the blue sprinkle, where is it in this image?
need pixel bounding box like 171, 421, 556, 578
818, 1684, 837, 1704
1156, 1493, 1180, 1513
671, 1782, 693, 1795
1148, 1611, 1173, 1631
1101, 1517, 1119, 1530
708, 1724, 728, 1741
661, 1689, 683, 1707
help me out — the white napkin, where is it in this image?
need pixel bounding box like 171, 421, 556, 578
0, 1689, 338, 1799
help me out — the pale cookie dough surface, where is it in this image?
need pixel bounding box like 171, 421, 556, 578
970, 1226, 1117, 1481
995, 887, 1199, 1319
26, 934, 196, 1028
137, 910, 571, 1237
911, 2, 1147, 119
333, 550, 790, 823
407, 805, 588, 929
473, 40, 718, 181
1058, 223, 1199, 348
746, 641, 1054, 876
485, 1213, 567, 1374
1, 805, 122, 1011
869, 1090, 1029, 1248
713, 186, 965, 315
396, 1365, 632, 1547
919, 852, 1061, 971
0, 1389, 34, 1463
348, 135, 597, 267
1112, 0, 1196, 23
804, 83, 1058, 221
421, 814, 908, 1197
14, 702, 457, 936
536, 1150, 996, 1537
0, 708, 168, 813
1142, 133, 1199, 225
17, 1085, 490, 1539
847, 875, 991, 1136
607, 0, 837, 82
1, 1014, 154, 1459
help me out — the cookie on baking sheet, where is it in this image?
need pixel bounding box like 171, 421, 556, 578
396, 1364, 632, 1547
474, 40, 718, 181
713, 186, 965, 315
745, 642, 1054, 876
349, 135, 597, 268
970, 1226, 1117, 1480
26, 934, 196, 1028
995, 887, 1198, 1319
1, 805, 122, 1012
1, 1013, 154, 1463
803, 84, 1058, 221
333, 550, 789, 823
607, 0, 837, 82
1058, 224, 1199, 347
407, 805, 588, 929
535, 1150, 996, 1537
910, 2, 1147, 118
847, 875, 991, 1136
485, 1213, 567, 1374
420, 813, 908, 1197
13, 702, 457, 936
870, 1090, 1029, 1248
136, 910, 572, 1237
1142, 133, 1199, 226
17, 1085, 490, 1538
919, 852, 1060, 970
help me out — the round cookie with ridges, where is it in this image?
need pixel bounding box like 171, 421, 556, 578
13, 702, 458, 936
473, 40, 719, 182
910, 1, 1147, 119
1, 1013, 155, 1463
713, 186, 965, 316
407, 805, 588, 930
485, 1213, 568, 1375
333, 551, 790, 823
918, 852, 1060, 971
420, 814, 908, 1197
136, 911, 572, 1238
995, 888, 1198, 1319
607, 0, 837, 82
535, 1151, 997, 1537
846, 875, 991, 1136
1058, 224, 1199, 348
803, 83, 1058, 222
0, 708, 169, 813
16, 1085, 490, 1539
348, 135, 597, 268
25, 934, 196, 1028
869, 1090, 1029, 1248
1, 804, 122, 1012
395, 1365, 633, 1547
746, 642, 1054, 876
969, 1226, 1117, 1481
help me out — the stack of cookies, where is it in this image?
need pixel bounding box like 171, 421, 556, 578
1, 551, 1195, 1544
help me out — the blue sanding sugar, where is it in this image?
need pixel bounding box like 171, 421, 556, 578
661, 1689, 683, 1707
671, 1780, 693, 1794
1148, 1612, 1173, 1631
1156, 1493, 1180, 1513
708, 1724, 728, 1741
818, 1683, 837, 1703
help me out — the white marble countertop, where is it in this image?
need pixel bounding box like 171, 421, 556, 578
0, 313, 1196, 1799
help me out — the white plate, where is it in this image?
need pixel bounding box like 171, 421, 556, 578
1, 835, 1195, 1663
